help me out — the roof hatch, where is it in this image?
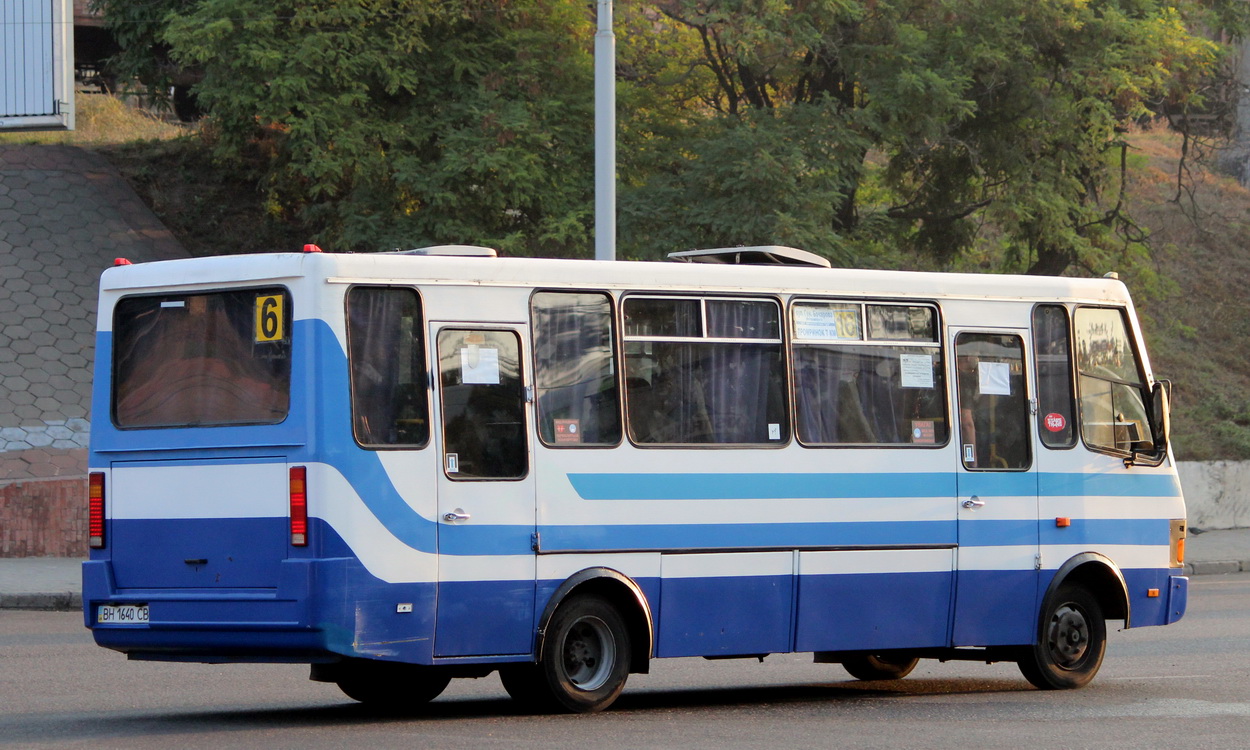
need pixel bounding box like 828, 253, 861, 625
667, 246, 831, 268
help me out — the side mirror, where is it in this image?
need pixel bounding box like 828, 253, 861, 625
1129, 380, 1170, 467
1150, 379, 1171, 450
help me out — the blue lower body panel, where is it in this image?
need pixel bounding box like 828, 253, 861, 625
796, 571, 952, 652
657, 574, 793, 657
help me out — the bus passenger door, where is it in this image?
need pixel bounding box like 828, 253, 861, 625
951, 329, 1041, 646
432, 325, 536, 657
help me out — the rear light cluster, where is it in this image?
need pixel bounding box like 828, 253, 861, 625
289, 466, 308, 546
88, 472, 106, 548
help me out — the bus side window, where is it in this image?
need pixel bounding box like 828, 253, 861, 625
792, 301, 948, 446
956, 333, 1030, 470
1073, 307, 1151, 454
346, 287, 429, 448
531, 292, 621, 447
437, 329, 527, 479
623, 296, 788, 446
1032, 304, 1077, 448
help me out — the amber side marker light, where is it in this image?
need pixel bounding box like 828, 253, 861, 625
88, 472, 106, 549
1055, 517, 1071, 528
1147, 589, 1160, 598
289, 466, 308, 546
1170, 519, 1187, 567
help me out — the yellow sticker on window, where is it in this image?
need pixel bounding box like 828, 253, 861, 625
255, 294, 284, 342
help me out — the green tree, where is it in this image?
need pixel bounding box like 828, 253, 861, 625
617, 0, 1226, 273
155, 0, 594, 254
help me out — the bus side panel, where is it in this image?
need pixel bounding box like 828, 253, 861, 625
1036, 461, 1187, 632
656, 553, 793, 658
795, 549, 954, 652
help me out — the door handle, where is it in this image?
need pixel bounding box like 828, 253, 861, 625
443, 510, 471, 523
961, 496, 985, 510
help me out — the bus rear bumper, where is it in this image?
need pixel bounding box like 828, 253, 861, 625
82, 558, 337, 662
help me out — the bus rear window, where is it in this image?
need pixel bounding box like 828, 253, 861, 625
112, 288, 292, 428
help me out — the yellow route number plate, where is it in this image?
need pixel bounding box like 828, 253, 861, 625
254, 294, 285, 342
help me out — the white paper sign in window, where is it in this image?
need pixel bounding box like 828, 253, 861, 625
899, 353, 935, 389
461, 346, 501, 384
978, 361, 1011, 396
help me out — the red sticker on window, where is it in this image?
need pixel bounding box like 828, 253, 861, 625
1044, 413, 1067, 432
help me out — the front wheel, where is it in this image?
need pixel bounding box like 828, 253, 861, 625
1018, 583, 1107, 690
841, 653, 920, 681
504, 594, 631, 713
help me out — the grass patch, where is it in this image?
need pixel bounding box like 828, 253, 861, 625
0, 92, 186, 146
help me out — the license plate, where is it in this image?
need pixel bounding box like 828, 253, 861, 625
97, 603, 149, 624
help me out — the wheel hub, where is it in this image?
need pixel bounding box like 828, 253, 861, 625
1047, 604, 1089, 668
562, 617, 615, 690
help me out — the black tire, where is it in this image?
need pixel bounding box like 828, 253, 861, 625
1018, 583, 1107, 690
335, 661, 451, 709
841, 653, 920, 681
498, 662, 551, 712
507, 594, 632, 713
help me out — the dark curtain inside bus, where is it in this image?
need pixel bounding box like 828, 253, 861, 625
347, 287, 427, 446
626, 300, 786, 445
531, 293, 621, 446
793, 346, 948, 445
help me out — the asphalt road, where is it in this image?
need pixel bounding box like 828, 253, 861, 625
2, 573, 1248, 749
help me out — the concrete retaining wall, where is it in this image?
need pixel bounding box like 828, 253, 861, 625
1177, 460, 1250, 531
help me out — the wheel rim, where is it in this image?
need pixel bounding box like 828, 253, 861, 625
561, 615, 616, 691
1046, 602, 1090, 669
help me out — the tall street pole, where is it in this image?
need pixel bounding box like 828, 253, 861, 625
594, 0, 616, 261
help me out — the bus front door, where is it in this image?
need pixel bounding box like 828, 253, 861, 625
951, 329, 1041, 647
432, 325, 536, 657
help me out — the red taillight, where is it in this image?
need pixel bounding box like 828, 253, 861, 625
88, 472, 105, 548
289, 466, 308, 546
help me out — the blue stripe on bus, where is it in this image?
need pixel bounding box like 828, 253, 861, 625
567, 471, 1181, 501
539, 520, 958, 550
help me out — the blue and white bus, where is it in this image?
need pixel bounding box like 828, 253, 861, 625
83, 245, 1187, 712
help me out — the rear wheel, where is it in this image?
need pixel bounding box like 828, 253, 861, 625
1018, 583, 1106, 690
333, 661, 451, 709
841, 653, 920, 681
503, 594, 631, 713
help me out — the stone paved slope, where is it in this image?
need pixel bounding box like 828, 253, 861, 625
0, 145, 189, 481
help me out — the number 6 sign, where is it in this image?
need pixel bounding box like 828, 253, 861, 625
255, 294, 285, 342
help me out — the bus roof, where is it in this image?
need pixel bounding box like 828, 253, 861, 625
99, 248, 1134, 306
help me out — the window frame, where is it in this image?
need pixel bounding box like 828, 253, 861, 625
789, 298, 950, 449
435, 327, 530, 481
1031, 303, 1078, 451
110, 285, 293, 430
1072, 305, 1152, 459
529, 288, 623, 449
953, 330, 1033, 472
344, 284, 430, 451
621, 293, 789, 448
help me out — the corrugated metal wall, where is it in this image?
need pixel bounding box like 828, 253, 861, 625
2, 0, 56, 118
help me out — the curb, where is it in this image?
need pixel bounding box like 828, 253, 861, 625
0, 592, 82, 611
1184, 560, 1248, 576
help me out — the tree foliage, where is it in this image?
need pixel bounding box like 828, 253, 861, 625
617, 0, 1228, 273
161, 0, 595, 254
99, 0, 1236, 270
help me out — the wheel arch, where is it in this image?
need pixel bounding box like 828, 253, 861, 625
537, 567, 654, 674
1043, 552, 1130, 631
